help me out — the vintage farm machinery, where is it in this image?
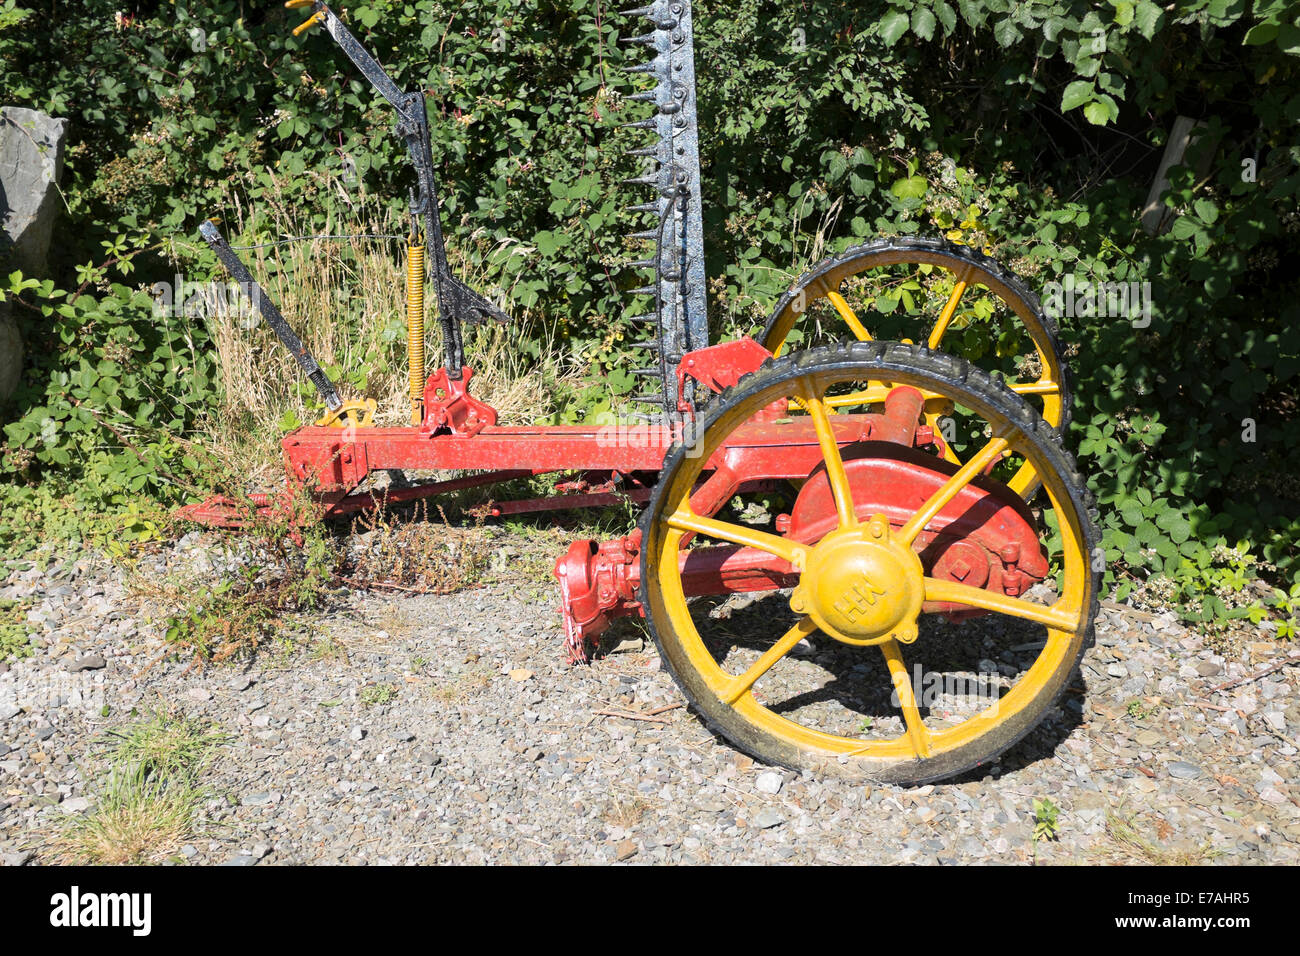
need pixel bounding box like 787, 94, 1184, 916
182, 1, 1099, 783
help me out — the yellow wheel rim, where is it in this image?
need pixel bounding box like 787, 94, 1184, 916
761, 245, 1067, 499
644, 345, 1094, 778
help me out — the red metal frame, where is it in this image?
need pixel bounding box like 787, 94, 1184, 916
179, 338, 1049, 664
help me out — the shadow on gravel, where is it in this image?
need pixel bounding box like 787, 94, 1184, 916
645, 592, 1088, 783
944, 667, 1088, 786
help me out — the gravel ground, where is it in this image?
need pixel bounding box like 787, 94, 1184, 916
1, 535, 1297, 866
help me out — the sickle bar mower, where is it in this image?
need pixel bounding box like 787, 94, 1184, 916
181, 1, 1099, 783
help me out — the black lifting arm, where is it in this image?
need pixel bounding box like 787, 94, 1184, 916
286, 0, 510, 378
198, 218, 343, 411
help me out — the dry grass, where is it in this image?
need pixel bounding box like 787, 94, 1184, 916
342, 503, 495, 594
1097, 808, 1224, 865
52, 710, 226, 865
208, 180, 410, 430
429, 659, 495, 705
603, 793, 655, 829
195, 171, 586, 476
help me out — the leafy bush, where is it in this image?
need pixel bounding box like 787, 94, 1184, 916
0, 1, 1296, 635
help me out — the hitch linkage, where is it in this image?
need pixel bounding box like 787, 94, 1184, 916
286, 1, 509, 377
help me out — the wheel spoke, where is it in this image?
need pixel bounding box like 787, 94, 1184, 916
665, 509, 806, 567
800, 385, 857, 529
927, 264, 976, 349
826, 290, 872, 341
897, 433, 1010, 545
880, 639, 931, 758
825, 379, 1058, 409
1010, 379, 1060, 397
924, 578, 1080, 631
719, 616, 817, 704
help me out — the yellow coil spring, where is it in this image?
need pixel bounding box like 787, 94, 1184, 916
406, 243, 426, 425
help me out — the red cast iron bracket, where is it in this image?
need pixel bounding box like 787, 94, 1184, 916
422, 366, 498, 436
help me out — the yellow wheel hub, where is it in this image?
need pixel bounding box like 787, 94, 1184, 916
791, 515, 923, 646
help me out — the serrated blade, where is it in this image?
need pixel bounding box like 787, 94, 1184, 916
616, 0, 707, 414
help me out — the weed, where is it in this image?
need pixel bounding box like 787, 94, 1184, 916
0, 597, 34, 662
1125, 699, 1159, 720
154, 520, 340, 666
309, 635, 350, 664
429, 660, 494, 705
1031, 797, 1060, 863
342, 502, 492, 594
360, 682, 399, 707
163, 577, 276, 664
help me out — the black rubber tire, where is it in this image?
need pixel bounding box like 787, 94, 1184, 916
640, 341, 1099, 785
758, 236, 1072, 438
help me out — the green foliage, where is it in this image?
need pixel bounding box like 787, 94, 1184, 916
360, 682, 399, 707
0, 596, 34, 661
160, 519, 337, 665
0, 1, 1297, 637
1032, 796, 1061, 862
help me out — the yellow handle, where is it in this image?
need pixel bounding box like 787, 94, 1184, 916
284, 1, 316, 8
292, 10, 325, 36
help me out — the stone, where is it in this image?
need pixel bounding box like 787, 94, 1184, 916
1167, 761, 1203, 780
67, 654, 105, 673
751, 808, 785, 829
1, 107, 69, 402
755, 771, 783, 795
0, 107, 68, 273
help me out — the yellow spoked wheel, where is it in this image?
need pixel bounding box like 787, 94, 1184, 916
641, 342, 1099, 784
759, 238, 1069, 499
